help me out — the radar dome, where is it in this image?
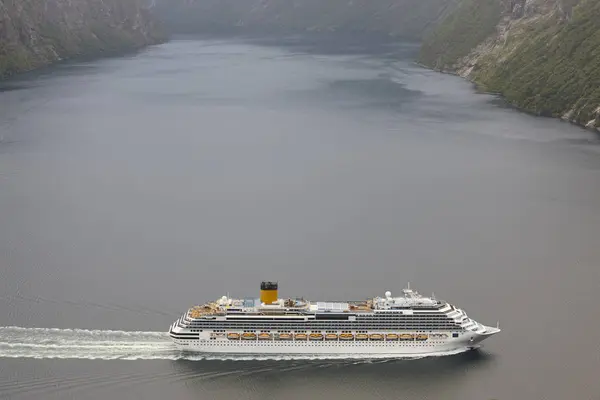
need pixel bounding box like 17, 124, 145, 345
385, 291, 392, 298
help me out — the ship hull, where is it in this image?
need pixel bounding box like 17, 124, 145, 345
171, 330, 498, 356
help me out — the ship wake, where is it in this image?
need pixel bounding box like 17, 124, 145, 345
0, 326, 176, 360
0, 326, 471, 361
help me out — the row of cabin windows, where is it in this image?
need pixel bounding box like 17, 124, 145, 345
185, 325, 458, 332
187, 313, 449, 318
186, 321, 457, 324
183, 325, 458, 329
182, 319, 456, 324
357, 315, 448, 318
186, 321, 455, 325
189, 342, 456, 347
359, 321, 455, 324
186, 319, 456, 323
186, 321, 455, 326
187, 317, 454, 322
185, 322, 457, 326
185, 327, 459, 332
185, 321, 457, 325
242, 330, 308, 333
188, 321, 455, 326
203, 330, 454, 334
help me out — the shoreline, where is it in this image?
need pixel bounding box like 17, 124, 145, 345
413, 61, 600, 137
0, 38, 168, 82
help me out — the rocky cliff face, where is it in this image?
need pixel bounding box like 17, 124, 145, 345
154, 0, 458, 40
420, 0, 600, 131
0, 0, 166, 78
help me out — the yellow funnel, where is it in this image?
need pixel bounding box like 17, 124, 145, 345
260, 281, 278, 304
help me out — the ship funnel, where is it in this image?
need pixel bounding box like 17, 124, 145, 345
260, 281, 278, 304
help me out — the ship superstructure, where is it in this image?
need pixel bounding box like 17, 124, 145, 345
169, 282, 500, 356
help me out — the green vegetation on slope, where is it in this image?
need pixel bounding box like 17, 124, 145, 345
0, 0, 166, 79
418, 0, 502, 69
0, 45, 34, 78
419, 0, 600, 129
472, 0, 600, 126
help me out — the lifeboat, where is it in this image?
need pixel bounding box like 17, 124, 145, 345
258, 333, 272, 340
369, 334, 384, 341
339, 333, 354, 340
399, 334, 414, 341
241, 332, 256, 340
416, 334, 429, 341
386, 333, 398, 341
325, 334, 338, 341
278, 333, 292, 340
440, 334, 448, 339
227, 333, 240, 340
309, 333, 324, 341
356, 334, 369, 341
294, 333, 308, 340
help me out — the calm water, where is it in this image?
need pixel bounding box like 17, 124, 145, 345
1, 36, 600, 400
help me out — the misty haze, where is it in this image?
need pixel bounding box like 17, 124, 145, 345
1, 1, 599, 400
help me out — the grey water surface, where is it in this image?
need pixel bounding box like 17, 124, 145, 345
1, 36, 599, 400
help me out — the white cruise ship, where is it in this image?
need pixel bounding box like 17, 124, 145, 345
169, 282, 500, 356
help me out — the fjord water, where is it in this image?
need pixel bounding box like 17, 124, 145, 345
1, 36, 599, 400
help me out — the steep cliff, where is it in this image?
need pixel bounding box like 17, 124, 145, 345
0, 0, 166, 78
154, 0, 458, 40
420, 0, 600, 130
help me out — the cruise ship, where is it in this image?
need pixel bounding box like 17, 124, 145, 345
169, 282, 500, 356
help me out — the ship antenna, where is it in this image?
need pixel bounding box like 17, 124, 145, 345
497, 320, 500, 329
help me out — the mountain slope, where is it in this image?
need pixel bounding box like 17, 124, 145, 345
0, 0, 166, 78
154, 0, 458, 40
420, 0, 600, 130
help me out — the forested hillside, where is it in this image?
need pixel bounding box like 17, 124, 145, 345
420, 0, 600, 130
0, 0, 165, 78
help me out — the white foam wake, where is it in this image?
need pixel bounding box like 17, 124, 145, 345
0, 326, 470, 361
0, 326, 176, 360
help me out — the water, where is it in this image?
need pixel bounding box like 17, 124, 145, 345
1, 35, 600, 400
